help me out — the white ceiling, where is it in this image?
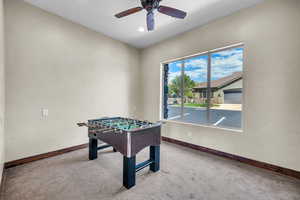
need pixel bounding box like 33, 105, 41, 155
24, 0, 264, 48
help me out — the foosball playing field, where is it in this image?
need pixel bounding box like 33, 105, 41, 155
90, 117, 153, 131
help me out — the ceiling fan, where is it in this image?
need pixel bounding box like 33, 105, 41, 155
115, 0, 187, 31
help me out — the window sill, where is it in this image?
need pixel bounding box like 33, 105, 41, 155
161, 119, 243, 133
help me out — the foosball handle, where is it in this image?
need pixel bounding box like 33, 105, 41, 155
77, 122, 88, 127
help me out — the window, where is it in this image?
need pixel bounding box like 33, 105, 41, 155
162, 45, 243, 130
201, 91, 214, 98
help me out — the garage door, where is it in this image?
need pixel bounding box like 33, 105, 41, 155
224, 90, 242, 104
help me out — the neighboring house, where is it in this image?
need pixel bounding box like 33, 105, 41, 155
193, 72, 243, 104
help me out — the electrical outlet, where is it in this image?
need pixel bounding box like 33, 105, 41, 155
41, 108, 49, 118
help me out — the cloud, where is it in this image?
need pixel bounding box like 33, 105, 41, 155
168, 68, 207, 83
177, 58, 208, 69
213, 47, 243, 57
168, 71, 181, 83
185, 69, 207, 81
211, 50, 243, 80
168, 47, 243, 82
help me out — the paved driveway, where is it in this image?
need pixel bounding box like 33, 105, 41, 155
167, 106, 242, 130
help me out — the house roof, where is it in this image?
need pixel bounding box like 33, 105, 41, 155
194, 72, 242, 89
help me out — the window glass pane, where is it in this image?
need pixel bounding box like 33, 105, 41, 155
182, 55, 209, 125
165, 61, 183, 121
209, 47, 243, 129
162, 45, 243, 131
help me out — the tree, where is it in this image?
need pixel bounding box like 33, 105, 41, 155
169, 74, 196, 99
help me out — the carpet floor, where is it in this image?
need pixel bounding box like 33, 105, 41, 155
1, 142, 300, 200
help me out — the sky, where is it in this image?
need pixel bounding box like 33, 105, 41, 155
168, 47, 243, 83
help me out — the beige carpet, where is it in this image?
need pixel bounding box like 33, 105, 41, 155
1, 142, 300, 200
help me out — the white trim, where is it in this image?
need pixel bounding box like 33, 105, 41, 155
159, 64, 164, 121
161, 119, 243, 133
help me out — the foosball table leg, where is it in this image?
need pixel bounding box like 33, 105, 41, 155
150, 146, 160, 172
89, 138, 98, 160
123, 156, 136, 189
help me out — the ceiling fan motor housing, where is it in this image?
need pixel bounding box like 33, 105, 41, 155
141, 0, 161, 11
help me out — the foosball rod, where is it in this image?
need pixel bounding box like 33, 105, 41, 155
77, 121, 117, 131
89, 127, 111, 133
90, 128, 124, 135
77, 122, 106, 129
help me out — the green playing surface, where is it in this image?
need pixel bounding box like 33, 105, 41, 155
91, 118, 150, 131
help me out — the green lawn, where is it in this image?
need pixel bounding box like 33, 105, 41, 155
174, 103, 219, 108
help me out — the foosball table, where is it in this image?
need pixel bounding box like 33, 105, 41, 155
77, 117, 161, 189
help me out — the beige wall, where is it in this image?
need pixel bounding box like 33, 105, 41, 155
141, 0, 300, 171
4, 0, 141, 162
3, 0, 300, 172
0, 0, 4, 182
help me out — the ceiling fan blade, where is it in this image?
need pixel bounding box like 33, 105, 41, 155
147, 11, 155, 31
115, 7, 143, 18
158, 6, 187, 19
